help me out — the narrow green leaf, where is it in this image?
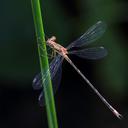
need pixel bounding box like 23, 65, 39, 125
31, 0, 58, 128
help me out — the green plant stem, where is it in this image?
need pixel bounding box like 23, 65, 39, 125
31, 0, 58, 128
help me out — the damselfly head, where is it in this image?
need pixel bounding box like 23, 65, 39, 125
50, 36, 56, 41
47, 36, 56, 45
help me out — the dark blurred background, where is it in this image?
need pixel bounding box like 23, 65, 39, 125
0, 0, 128, 127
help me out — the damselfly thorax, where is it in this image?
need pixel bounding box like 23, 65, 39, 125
47, 36, 68, 57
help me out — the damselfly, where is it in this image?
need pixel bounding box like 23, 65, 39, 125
32, 21, 122, 119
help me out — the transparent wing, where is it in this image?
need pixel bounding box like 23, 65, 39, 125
69, 47, 107, 60
32, 55, 63, 90
38, 64, 62, 106
67, 21, 106, 49
32, 55, 63, 106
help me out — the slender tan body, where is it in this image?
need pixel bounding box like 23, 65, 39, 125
47, 36, 122, 119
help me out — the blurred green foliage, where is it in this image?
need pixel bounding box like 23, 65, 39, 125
0, 0, 127, 98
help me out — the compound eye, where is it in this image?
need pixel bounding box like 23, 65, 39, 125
51, 36, 56, 41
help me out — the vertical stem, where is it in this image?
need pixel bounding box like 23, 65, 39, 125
31, 0, 58, 128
